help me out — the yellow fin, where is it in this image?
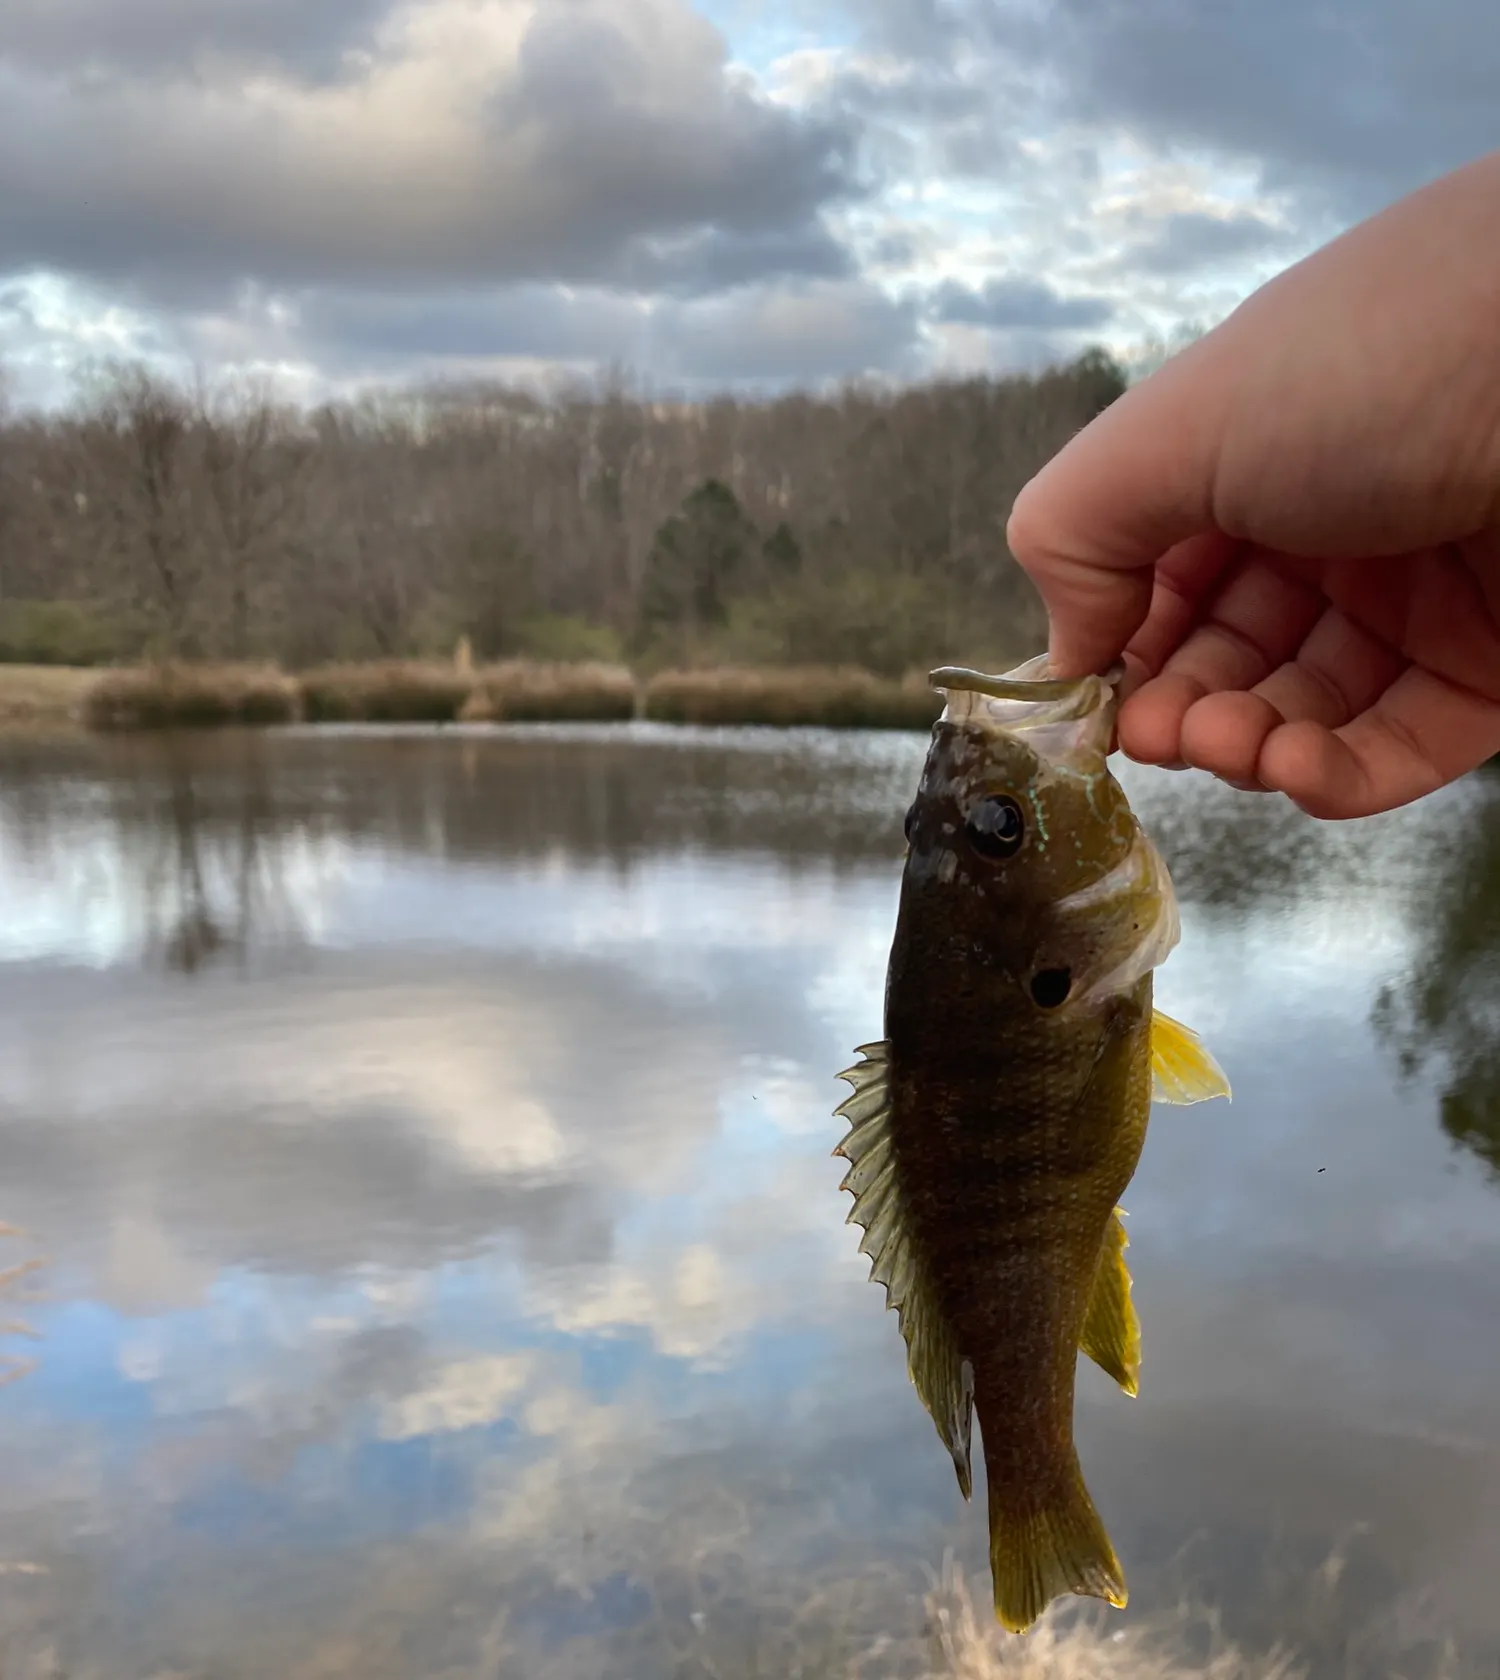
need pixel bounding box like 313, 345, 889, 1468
834, 1042, 975, 1499
987, 1451, 1127, 1633
1078, 1208, 1140, 1397
1151, 1008, 1231, 1105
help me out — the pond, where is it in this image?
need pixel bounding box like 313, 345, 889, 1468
0, 723, 1498, 1679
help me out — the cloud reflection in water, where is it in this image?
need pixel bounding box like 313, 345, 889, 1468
0, 729, 1497, 1676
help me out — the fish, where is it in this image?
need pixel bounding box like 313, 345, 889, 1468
833, 652, 1230, 1634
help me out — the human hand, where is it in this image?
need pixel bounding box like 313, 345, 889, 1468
1006, 151, 1500, 819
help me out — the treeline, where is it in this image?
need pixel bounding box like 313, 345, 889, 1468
0, 350, 1128, 677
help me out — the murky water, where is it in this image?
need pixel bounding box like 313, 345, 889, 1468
0, 724, 1498, 1679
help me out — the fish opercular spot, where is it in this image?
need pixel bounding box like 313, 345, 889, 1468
1029, 968, 1073, 1009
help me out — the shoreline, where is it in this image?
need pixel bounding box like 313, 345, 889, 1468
0, 658, 952, 736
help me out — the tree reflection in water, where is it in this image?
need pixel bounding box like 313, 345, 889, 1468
1373, 770, 1500, 1181
115, 733, 310, 974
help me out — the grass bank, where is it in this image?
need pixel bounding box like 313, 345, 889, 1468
642, 664, 942, 730
84, 662, 300, 730
299, 660, 475, 724
0, 658, 953, 734
460, 659, 637, 722
0, 665, 97, 731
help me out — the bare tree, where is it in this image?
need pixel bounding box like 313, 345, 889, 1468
0, 348, 1128, 671
195, 370, 308, 659
76, 362, 198, 654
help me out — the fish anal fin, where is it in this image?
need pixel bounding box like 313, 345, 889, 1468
1078, 1208, 1140, 1397
1151, 1008, 1231, 1105
834, 1041, 974, 1500
987, 1452, 1127, 1634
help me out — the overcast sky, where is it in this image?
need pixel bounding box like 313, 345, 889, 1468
0, 0, 1495, 408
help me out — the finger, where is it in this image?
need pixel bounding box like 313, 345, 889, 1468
1251, 607, 1407, 729
1117, 556, 1325, 766
1324, 545, 1500, 701
1257, 665, 1500, 819
1120, 532, 1240, 682
1155, 555, 1328, 696
1179, 691, 1284, 787
1118, 672, 1211, 766
1006, 351, 1228, 679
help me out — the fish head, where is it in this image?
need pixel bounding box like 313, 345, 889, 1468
897, 655, 1180, 1013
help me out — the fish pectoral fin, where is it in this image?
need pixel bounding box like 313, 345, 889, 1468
834, 1041, 975, 1500
987, 1449, 1127, 1633
1078, 1208, 1140, 1397
1150, 1008, 1231, 1105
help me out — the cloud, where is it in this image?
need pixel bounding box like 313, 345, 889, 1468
929, 275, 1114, 331
1, 0, 1491, 400
1123, 209, 1295, 276
862, 0, 1500, 224
1054, 0, 1500, 218
0, 0, 394, 78
652, 277, 920, 384
0, 0, 861, 302
276, 274, 916, 387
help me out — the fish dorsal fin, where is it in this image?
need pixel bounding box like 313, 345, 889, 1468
1078, 1208, 1140, 1397
834, 1042, 975, 1500
1151, 1008, 1231, 1105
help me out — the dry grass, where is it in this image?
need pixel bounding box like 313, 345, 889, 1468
298, 660, 474, 724
459, 658, 638, 723
32, 658, 950, 734
0, 665, 96, 731
83, 662, 299, 730
923, 1562, 1304, 1680
643, 664, 943, 730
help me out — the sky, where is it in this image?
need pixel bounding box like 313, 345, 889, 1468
0, 0, 1496, 409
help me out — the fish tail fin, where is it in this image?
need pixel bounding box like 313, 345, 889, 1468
986, 1449, 1127, 1634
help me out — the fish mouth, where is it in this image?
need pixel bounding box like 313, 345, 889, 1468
928, 653, 1123, 771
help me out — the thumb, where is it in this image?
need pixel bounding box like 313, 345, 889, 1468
1005, 348, 1227, 680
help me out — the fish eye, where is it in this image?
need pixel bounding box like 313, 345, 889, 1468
964, 795, 1024, 860
1029, 967, 1072, 1009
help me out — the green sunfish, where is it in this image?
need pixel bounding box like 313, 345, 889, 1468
834, 654, 1229, 1633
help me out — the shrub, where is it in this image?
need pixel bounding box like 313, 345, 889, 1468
83, 663, 299, 731
298, 661, 474, 723
642, 665, 941, 730
459, 660, 637, 723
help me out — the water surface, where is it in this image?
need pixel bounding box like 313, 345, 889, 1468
0, 724, 1498, 1678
